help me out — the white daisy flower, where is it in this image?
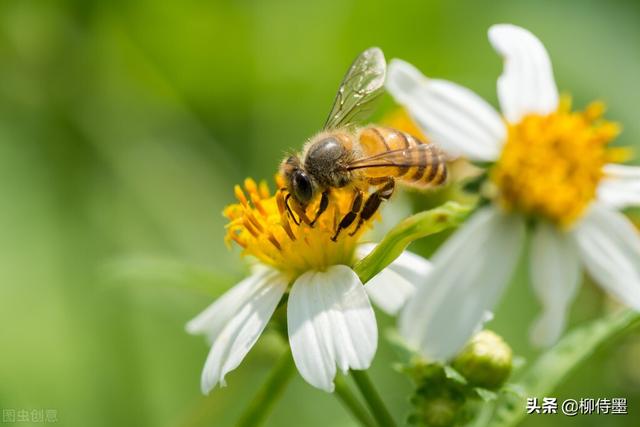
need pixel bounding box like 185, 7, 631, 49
386, 23, 640, 358
187, 178, 431, 393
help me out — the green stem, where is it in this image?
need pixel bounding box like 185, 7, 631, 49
353, 201, 472, 283
235, 347, 295, 427
351, 370, 397, 427
334, 376, 377, 427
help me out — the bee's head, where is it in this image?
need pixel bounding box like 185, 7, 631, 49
280, 155, 314, 206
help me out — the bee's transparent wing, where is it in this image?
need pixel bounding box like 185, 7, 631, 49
323, 47, 386, 130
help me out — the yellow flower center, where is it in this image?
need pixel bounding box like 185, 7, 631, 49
224, 177, 376, 278
491, 99, 621, 228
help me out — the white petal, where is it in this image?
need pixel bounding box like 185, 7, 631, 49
365, 268, 416, 315
400, 206, 525, 361
529, 222, 581, 347
190, 269, 287, 393
355, 243, 378, 260
287, 265, 377, 392
386, 59, 506, 161
603, 164, 640, 179
385, 249, 433, 286
597, 180, 640, 210
597, 164, 640, 209
573, 204, 640, 309
488, 24, 559, 123
187, 269, 271, 341
357, 244, 432, 314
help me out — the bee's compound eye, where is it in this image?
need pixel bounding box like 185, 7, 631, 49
293, 172, 313, 205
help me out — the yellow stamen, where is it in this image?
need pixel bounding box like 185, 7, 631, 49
259, 180, 271, 199
282, 217, 296, 241
224, 177, 379, 277
244, 178, 258, 193
491, 99, 621, 228
246, 212, 264, 233
228, 233, 246, 249
242, 218, 260, 238
251, 194, 268, 217
234, 185, 248, 207
268, 233, 282, 251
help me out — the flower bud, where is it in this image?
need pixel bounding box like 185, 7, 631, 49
415, 394, 461, 427
452, 330, 513, 389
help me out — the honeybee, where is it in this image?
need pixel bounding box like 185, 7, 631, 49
280, 47, 447, 241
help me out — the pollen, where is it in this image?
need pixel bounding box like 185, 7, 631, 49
224, 177, 377, 277
491, 98, 621, 228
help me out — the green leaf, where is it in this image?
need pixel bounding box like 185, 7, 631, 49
443, 365, 468, 385
501, 384, 526, 399
102, 254, 237, 297
474, 388, 498, 402
353, 201, 473, 283
485, 309, 640, 427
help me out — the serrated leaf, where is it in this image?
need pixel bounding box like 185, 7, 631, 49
485, 309, 640, 427
102, 254, 237, 297
354, 201, 473, 283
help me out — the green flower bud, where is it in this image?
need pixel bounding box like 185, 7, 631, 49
452, 330, 513, 389
417, 394, 460, 427
408, 365, 468, 427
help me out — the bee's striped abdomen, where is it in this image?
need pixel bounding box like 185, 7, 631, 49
357, 126, 447, 188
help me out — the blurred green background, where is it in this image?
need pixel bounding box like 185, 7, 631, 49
1, 0, 639, 426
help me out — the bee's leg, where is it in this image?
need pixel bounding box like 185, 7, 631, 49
281, 190, 312, 225
283, 192, 300, 226
310, 190, 330, 227
292, 202, 311, 225
331, 189, 363, 242
291, 198, 312, 225
349, 179, 395, 236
